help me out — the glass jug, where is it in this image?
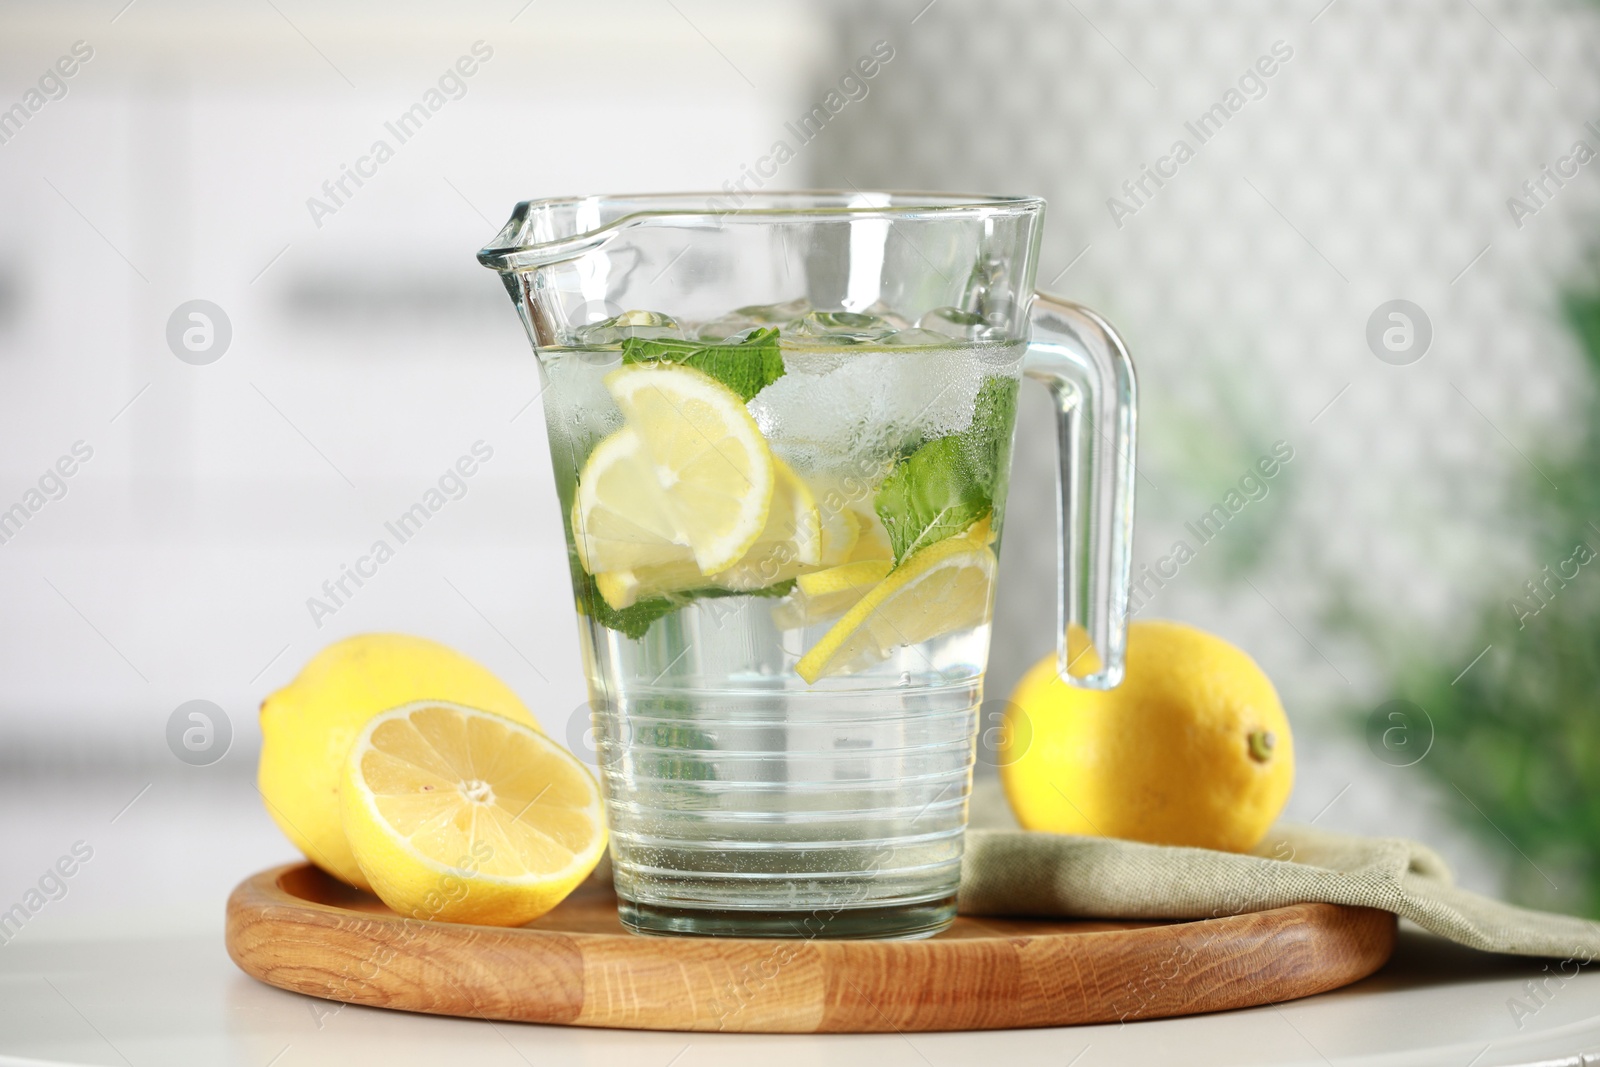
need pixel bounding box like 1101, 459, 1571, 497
479, 192, 1135, 939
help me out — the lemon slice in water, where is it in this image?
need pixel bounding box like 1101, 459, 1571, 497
606, 362, 774, 574
570, 427, 688, 576
593, 458, 823, 608
772, 559, 893, 629
796, 527, 997, 684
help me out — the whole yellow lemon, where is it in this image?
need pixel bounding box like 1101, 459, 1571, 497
999, 620, 1293, 853
258, 633, 539, 888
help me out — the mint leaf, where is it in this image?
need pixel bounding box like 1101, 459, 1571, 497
874, 436, 992, 562
574, 564, 796, 640
572, 568, 677, 640
873, 375, 1019, 564
691, 578, 796, 601
596, 595, 677, 640
620, 327, 785, 402
619, 336, 708, 363
967, 375, 1019, 498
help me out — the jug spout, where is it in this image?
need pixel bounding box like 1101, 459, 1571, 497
477, 195, 631, 274
478, 197, 626, 348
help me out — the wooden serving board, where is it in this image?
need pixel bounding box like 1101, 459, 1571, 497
226, 864, 1396, 1033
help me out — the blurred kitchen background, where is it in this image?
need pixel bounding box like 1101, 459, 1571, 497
1, 0, 1597, 941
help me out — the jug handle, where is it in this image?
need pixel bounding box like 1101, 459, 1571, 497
1022, 292, 1138, 689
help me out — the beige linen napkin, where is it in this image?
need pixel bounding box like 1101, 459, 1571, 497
959, 784, 1600, 958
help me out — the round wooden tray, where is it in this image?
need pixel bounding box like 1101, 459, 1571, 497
226, 863, 1396, 1033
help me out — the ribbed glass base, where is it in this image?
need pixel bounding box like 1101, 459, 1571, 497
618, 895, 957, 940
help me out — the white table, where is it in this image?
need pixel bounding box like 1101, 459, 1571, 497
1, 771, 1596, 1067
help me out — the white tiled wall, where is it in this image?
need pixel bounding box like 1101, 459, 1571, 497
815, 0, 1600, 894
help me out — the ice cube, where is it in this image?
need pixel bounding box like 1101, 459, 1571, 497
749, 346, 989, 473
788, 310, 898, 345
859, 301, 914, 330
737, 298, 812, 323
540, 351, 623, 469
575, 309, 683, 344
696, 324, 773, 343
695, 298, 810, 341
917, 306, 1006, 342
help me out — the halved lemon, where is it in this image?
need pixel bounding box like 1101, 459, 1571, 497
571, 427, 687, 576
593, 459, 823, 608
340, 701, 607, 927
606, 363, 774, 574
796, 528, 997, 684
772, 559, 892, 630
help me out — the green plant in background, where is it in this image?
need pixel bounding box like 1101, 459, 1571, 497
1132, 359, 1301, 587
1379, 286, 1600, 920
